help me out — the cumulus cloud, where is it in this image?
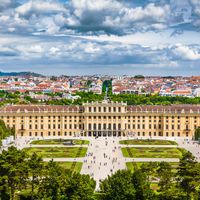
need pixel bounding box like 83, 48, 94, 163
0, 0, 17, 10
171, 44, 200, 60
0, 0, 173, 36
189, 0, 200, 15
15, 0, 65, 17
0, 0, 199, 36
63, 0, 170, 34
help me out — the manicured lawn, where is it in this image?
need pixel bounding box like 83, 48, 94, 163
57, 162, 83, 173
25, 147, 87, 158
31, 139, 89, 145
122, 147, 186, 158
120, 139, 177, 145
126, 162, 179, 172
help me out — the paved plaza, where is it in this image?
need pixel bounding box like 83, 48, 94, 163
1, 136, 200, 190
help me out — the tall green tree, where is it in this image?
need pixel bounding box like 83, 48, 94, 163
0, 146, 28, 200
132, 169, 155, 200
27, 152, 44, 199
194, 127, 200, 141
178, 152, 199, 199
157, 162, 174, 192
60, 172, 96, 200
38, 161, 63, 200
100, 170, 136, 200
0, 120, 15, 145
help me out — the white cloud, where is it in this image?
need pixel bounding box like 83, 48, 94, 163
189, 0, 200, 15
65, 0, 170, 34
15, 0, 65, 17
172, 44, 200, 60
0, 0, 16, 10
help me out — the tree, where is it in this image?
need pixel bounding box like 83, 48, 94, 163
38, 161, 63, 200
38, 161, 96, 200
156, 162, 187, 200
194, 127, 200, 141
140, 162, 158, 182
100, 170, 136, 200
27, 152, 44, 199
157, 162, 174, 192
0, 120, 15, 146
60, 172, 96, 200
0, 146, 28, 200
178, 152, 199, 199
132, 169, 155, 200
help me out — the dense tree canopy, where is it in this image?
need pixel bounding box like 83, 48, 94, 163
0, 147, 96, 200
0, 120, 15, 146
1, 89, 200, 106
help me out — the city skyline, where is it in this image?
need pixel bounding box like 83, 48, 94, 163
0, 0, 200, 75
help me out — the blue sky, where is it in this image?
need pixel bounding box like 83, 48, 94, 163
0, 0, 200, 75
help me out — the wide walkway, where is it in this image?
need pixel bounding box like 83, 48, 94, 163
81, 137, 126, 190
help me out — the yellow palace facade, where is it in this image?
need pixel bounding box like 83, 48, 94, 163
0, 101, 200, 138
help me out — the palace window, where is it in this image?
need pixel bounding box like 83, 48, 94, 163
89, 124, 92, 130
149, 124, 151, 129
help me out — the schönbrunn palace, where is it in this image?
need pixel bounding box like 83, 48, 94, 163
0, 100, 200, 138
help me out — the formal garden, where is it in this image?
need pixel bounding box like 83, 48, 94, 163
120, 139, 177, 145
25, 147, 87, 158
30, 139, 89, 145
122, 147, 186, 158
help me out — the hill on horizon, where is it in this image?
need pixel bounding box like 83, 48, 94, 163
0, 71, 44, 77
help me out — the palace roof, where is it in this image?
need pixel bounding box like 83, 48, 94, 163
127, 105, 200, 114
0, 104, 200, 114
0, 105, 82, 113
